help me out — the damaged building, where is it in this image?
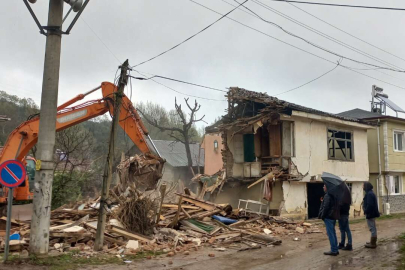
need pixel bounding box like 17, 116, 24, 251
209, 87, 374, 220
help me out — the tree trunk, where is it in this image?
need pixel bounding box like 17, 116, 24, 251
183, 130, 194, 176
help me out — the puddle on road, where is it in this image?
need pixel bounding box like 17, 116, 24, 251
329, 240, 402, 269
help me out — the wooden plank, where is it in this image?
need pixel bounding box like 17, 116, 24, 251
50, 215, 89, 232
50, 232, 92, 238
189, 209, 222, 219
104, 235, 126, 246
247, 172, 274, 189
175, 194, 216, 211
156, 184, 167, 223
214, 232, 241, 240
181, 207, 191, 219
162, 204, 200, 210
269, 124, 282, 157
110, 226, 152, 243
168, 196, 183, 228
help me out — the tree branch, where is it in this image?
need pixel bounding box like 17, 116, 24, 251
138, 107, 183, 133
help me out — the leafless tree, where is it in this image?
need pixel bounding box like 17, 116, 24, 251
139, 98, 205, 175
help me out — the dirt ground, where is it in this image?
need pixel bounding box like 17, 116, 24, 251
2, 216, 405, 270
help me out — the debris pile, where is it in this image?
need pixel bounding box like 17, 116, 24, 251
0, 154, 320, 260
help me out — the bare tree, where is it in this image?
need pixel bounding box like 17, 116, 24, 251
139, 98, 205, 175
52, 125, 96, 208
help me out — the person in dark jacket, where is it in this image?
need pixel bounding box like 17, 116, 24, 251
338, 202, 353, 250
363, 182, 380, 248
319, 184, 340, 256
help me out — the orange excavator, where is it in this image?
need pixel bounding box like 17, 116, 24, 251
0, 81, 163, 215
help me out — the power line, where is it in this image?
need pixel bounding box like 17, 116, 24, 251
189, 0, 405, 89
133, 70, 227, 101
274, 58, 341, 96
222, 0, 405, 82
266, 0, 405, 11
131, 0, 249, 68
234, 0, 405, 73
131, 72, 227, 92
283, 1, 405, 63
249, 0, 404, 71
80, 18, 226, 101
81, 18, 122, 64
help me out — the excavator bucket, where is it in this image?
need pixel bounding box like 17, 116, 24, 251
114, 153, 165, 194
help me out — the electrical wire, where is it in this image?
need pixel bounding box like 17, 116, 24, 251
283, 1, 405, 63
134, 70, 227, 101
189, 0, 405, 90
131, 0, 249, 68
221, 0, 405, 83
81, 18, 122, 64
234, 0, 405, 73
266, 0, 405, 11
131, 73, 227, 93
274, 58, 341, 96
249, 0, 405, 83
249, 0, 404, 71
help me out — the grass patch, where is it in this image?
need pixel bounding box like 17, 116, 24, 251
124, 250, 165, 260
1, 250, 167, 270
3, 252, 124, 270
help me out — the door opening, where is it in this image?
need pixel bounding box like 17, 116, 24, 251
307, 183, 324, 219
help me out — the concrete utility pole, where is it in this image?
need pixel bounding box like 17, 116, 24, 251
94, 60, 129, 251
30, 0, 64, 255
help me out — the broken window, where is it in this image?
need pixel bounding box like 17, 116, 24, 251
328, 129, 354, 161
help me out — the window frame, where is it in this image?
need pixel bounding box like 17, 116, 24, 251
393, 130, 405, 152
327, 128, 355, 162
390, 175, 402, 195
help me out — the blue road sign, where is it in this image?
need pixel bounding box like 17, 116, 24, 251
0, 160, 26, 188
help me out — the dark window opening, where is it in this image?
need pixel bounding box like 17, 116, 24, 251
243, 134, 255, 162
328, 129, 354, 161
307, 183, 325, 219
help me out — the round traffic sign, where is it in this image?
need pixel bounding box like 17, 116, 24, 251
0, 160, 27, 188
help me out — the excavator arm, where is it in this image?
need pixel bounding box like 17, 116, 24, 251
0, 81, 162, 207
0, 82, 154, 164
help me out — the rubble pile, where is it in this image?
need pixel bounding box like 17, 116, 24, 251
0, 154, 320, 260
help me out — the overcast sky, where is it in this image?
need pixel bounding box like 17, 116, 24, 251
1, 0, 405, 128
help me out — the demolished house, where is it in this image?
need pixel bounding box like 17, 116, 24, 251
212, 87, 375, 220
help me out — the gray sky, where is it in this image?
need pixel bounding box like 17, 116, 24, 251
1, 0, 405, 128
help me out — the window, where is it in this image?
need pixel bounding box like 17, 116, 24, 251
328, 129, 354, 161
394, 131, 405, 151
390, 175, 402, 195
214, 140, 218, 150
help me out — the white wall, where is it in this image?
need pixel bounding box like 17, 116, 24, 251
291, 116, 370, 182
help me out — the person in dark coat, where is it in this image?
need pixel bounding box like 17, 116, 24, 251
319, 184, 340, 256
363, 182, 380, 248
338, 201, 353, 250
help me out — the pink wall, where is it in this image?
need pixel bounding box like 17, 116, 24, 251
201, 133, 223, 175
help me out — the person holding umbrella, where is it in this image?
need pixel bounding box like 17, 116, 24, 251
319, 172, 351, 256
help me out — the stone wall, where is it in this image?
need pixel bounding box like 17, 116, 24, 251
381, 195, 405, 213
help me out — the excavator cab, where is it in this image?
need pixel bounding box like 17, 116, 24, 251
26, 156, 36, 192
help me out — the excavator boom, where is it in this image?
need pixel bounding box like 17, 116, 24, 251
0, 81, 158, 205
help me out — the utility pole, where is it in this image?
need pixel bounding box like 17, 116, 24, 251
30, 0, 64, 256
94, 60, 129, 251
